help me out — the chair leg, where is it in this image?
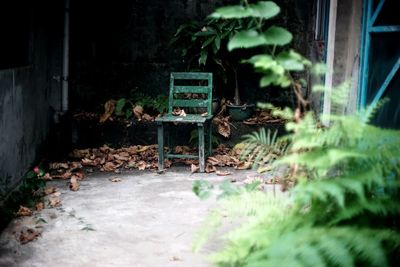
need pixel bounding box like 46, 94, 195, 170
208, 121, 212, 157
198, 123, 205, 172
157, 122, 164, 173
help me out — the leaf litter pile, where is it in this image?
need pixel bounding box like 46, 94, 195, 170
16, 144, 251, 244
39, 144, 250, 189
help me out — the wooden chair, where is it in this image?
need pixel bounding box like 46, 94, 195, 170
155, 72, 213, 173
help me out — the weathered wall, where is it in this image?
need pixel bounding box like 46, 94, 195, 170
0, 1, 63, 197
70, 0, 314, 110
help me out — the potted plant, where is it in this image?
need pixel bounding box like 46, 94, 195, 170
171, 15, 257, 120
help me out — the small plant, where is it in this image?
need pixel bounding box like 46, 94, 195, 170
171, 11, 258, 106
1, 165, 47, 230
240, 128, 288, 171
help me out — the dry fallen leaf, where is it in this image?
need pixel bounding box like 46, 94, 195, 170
205, 164, 216, 173
69, 148, 91, 158
103, 162, 118, 172
69, 161, 82, 171
235, 161, 251, 170
99, 100, 116, 123
213, 116, 231, 138
42, 173, 52, 180
109, 177, 122, 182
142, 113, 154, 121
19, 228, 40, 244
172, 107, 182, 116
170, 256, 182, 261
35, 202, 44, 212
48, 196, 61, 207
16, 206, 32, 217
44, 186, 57, 196
81, 158, 97, 167
137, 161, 146, 170
216, 170, 232, 176
49, 162, 69, 170
74, 170, 86, 180
191, 164, 199, 173
69, 176, 80, 191
133, 105, 144, 120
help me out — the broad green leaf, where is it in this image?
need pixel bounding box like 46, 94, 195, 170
228, 30, 266, 51
210, 5, 253, 19
250, 1, 280, 19
210, 2, 280, 20
264, 26, 292, 46
276, 51, 304, 71
260, 73, 278, 87
202, 36, 215, 48
115, 98, 126, 115
246, 55, 274, 69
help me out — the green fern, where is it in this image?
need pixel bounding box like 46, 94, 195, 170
240, 128, 288, 170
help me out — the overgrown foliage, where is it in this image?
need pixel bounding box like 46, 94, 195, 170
193, 1, 400, 266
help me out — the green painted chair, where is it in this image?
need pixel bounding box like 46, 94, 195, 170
155, 72, 213, 173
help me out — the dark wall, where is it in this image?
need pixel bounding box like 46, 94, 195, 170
0, 1, 63, 197
69, 0, 314, 111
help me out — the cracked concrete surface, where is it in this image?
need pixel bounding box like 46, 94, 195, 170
0, 167, 265, 267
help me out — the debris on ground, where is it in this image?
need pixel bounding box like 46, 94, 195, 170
16, 206, 33, 217
109, 177, 122, 183
213, 116, 231, 138
243, 110, 284, 125
19, 228, 41, 244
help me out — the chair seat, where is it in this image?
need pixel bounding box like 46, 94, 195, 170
155, 114, 213, 123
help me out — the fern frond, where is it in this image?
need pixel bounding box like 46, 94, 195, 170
240, 128, 288, 169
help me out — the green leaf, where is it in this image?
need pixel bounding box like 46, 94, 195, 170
246, 54, 274, 66
210, 5, 252, 19
193, 180, 214, 200
250, 1, 280, 19
199, 50, 208, 66
26, 170, 36, 179
263, 26, 292, 46
228, 30, 267, 51
210, 1, 280, 20
276, 51, 305, 71
202, 36, 215, 49
115, 98, 126, 115
214, 35, 221, 50
260, 73, 278, 87
125, 109, 133, 119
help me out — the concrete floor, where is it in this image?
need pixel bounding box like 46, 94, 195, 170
0, 167, 262, 267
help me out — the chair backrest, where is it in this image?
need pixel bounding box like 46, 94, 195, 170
168, 72, 213, 115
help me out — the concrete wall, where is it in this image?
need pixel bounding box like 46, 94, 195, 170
0, 1, 63, 197
69, 0, 314, 110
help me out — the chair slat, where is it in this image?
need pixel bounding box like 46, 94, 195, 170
173, 86, 210, 94
172, 72, 211, 80
172, 99, 208, 108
